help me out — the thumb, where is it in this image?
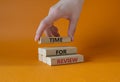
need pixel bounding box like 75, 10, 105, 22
68, 17, 78, 41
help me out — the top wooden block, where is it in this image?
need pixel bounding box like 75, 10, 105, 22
38, 37, 71, 44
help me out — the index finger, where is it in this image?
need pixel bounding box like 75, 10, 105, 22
35, 15, 55, 41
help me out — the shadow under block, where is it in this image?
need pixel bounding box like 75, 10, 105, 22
46, 54, 84, 66
38, 37, 71, 44
38, 47, 77, 56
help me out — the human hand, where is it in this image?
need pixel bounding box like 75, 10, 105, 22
35, 0, 84, 41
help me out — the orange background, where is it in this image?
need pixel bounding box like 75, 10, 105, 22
0, 0, 120, 82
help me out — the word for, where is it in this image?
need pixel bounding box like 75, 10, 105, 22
56, 49, 67, 55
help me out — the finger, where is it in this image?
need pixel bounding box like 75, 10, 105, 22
50, 25, 60, 37
51, 25, 59, 32
34, 15, 58, 41
44, 28, 52, 37
68, 17, 78, 41
35, 6, 63, 41
51, 30, 60, 37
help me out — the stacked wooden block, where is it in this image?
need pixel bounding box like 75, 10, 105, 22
38, 37, 84, 66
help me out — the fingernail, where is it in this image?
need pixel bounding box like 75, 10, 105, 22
68, 35, 73, 41
71, 36, 74, 41
34, 35, 38, 42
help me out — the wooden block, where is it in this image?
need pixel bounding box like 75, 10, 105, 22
42, 56, 47, 63
38, 49, 47, 63
38, 54, 43, 61
38, 49, 43, 61
38, 46, 77, 56
38, 37, 71, 44
38, 54, 47, 63
46, 54, 84, 66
